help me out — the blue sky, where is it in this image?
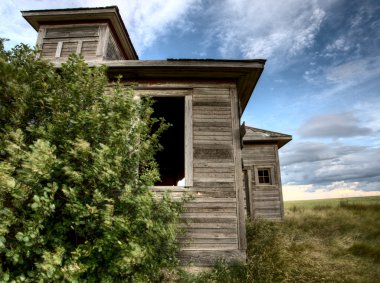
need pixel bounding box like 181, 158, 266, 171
1, 0, 380, 200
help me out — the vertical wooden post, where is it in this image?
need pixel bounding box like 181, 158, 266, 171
76, 40, 83, 54
185, 94, 193, 187
55, 42, 63, 58
230, 88, 247, 250
246, 168, 254, 218
274, 145, 285, 218
96, 25, 108, 58
36, 27, 46, 59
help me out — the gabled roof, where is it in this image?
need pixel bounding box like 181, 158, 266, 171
21, 6, 138, 60
243, 126, 292, 148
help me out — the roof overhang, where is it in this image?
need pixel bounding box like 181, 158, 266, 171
243, 126, 292, 149
93, 59, 265, 113
21, 6, 138, 60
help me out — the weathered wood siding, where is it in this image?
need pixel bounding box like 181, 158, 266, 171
242, 144, 284, 219
145, 83, 246, 266
37, 24, 125, 61
39, 25, 100, 59
105, 34, 124, 60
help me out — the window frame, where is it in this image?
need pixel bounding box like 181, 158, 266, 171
255, 166, 275, 186
135, 88, 193, 188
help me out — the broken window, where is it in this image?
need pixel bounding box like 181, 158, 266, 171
151, 96, 185, 186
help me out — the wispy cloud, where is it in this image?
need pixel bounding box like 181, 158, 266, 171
204, 0, 334, 64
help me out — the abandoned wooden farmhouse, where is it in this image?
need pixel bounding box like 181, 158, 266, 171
22, 6, 292, 266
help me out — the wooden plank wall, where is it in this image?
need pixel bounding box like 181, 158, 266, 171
40, 25, 100, 59
178, 87, 245, 266
242, 144, 283, 219
105, 34, 124, 60
137, 82, 245, 266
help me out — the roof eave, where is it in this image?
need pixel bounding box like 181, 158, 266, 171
243, 137, 292, 149
97, 59, 266, 114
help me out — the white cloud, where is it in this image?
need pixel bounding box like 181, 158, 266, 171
325, 37, 350, 53
82, 0, 201, 54
209, 0, 333, 62
302, 56, 380, 105
325, 57, 380, 83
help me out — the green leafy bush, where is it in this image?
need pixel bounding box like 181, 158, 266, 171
0, 40, 183, 282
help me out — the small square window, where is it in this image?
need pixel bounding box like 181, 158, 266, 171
258, 169, 271, 184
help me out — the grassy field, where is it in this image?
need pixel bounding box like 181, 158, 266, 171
177, 196, 380, 282
285, 195, 380, 208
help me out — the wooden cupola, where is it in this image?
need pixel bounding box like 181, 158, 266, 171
22, 6, 138, 62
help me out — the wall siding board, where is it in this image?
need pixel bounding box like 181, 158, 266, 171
243, 143, 284, 220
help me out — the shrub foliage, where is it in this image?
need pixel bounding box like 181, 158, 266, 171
0, 40, 182, 282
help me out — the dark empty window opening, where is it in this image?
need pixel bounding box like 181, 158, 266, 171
258, 169, 271, 184
151, 97, 185, 186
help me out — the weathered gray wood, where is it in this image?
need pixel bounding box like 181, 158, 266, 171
76, 40, 83, 54
193, 110, 231, 116
81, 41, 98, 57
96, 25, 107, 57
274, 144, 285, 218
136, 82, 235, 89
230, 87, 247, 250
185, 95, 193, 187
183, 203, 236, 209
101, 26, 110, 58
192, 181, 235, 188
193, 88, 230, 95
193, 177, 235, 183
178, 222, 236, 229
193, 118, 232, 124
181, 212, 236, 220
61, 42, 77, 57
45, 25, 99, 38
193, 126, 230, 133
194, 136, 232, 142
192, 192, 236, 198
184, 207, 236, 213
179, 231, 238, 239
193, 96, 230, 101
245, 169, 253, 217
193, 143, 232, 150
194, 148, 233, 160
193, 172, 235, 179
106, 34, 122, 60
194, 161, 234, 168
193, 101, 231, 107
194, 140, 231, 145
193, 115, 231, 120
36, 27, 46, 58
193, 121, 231, 128
194, 167, 234, 174
55, 41, 62, 58
194, 131, 232, 137
135, 89, 191, 97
